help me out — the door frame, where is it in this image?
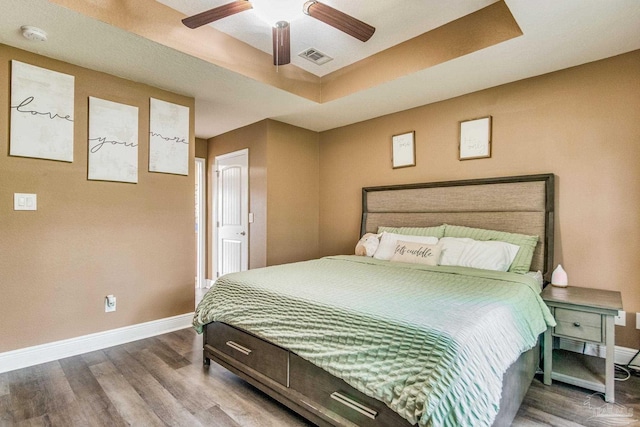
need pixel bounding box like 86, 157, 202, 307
195, 157, 206, 288
213, 148, 249, 278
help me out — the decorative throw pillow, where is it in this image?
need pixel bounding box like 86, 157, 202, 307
390, 241, 441, 266
443, 224, 538, 274
373, 232, 439, 260
354, 233, 380, 257
438, 237, 520, 272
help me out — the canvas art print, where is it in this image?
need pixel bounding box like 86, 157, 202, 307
459, 116, 492, 160
10, 61, 75, 162
88, 96, 139, 183
149, 98, 190, 175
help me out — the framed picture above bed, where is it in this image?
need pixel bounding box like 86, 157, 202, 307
459, 116, 492, 160
391, 131, 415, 168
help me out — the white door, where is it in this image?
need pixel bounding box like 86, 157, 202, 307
214, 149, 249, 277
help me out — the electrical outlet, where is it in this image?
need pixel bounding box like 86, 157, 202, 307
105, 295, 116, 313
614, 310, 626, 327
637, 312, 640, 330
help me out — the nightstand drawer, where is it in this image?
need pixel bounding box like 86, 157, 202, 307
554, 308, 602, 342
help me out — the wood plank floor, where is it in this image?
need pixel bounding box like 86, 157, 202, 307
1, 328, 638, 426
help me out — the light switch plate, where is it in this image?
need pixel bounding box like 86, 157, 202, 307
105, 295, 116, 313
614, 310, 626, 326
14, 193, 37, 211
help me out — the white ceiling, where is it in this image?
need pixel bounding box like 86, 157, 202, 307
155, 0, 496, 77
1, 0, 639, 139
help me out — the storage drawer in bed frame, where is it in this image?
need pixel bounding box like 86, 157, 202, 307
204, 322, 289, 386
289, 353, 405, 426
203, 322, 408, 427
203, 321, 535, 427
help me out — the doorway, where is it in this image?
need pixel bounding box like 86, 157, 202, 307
214, 149, 249, 278
195, 157, 206, 289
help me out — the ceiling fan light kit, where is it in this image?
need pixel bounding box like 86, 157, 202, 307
182, 0, 375, 66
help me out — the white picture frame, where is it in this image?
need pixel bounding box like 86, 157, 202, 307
149, 98, 190, 175
459, 116, 492, 160
10, 61, 75, 162
392, 131, 415, 169
88, 97, 139, 183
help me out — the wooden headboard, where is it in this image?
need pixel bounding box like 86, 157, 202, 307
361, 174, 555, 278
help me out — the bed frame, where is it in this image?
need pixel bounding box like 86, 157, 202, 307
203, 173, 555, 427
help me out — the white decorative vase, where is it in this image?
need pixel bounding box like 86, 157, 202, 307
551, 264, 568, 287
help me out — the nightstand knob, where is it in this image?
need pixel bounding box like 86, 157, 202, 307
573, 322, 581, 327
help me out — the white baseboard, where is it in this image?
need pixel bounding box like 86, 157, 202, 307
1, 318, 635, 375
0, 312, 194, 374
558, 337, 639, 365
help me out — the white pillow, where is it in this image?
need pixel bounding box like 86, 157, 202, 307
438, 237, 520, 272
390, 241, 441, 266
373, 232, 439, 260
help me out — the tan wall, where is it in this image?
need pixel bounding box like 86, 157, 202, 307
208, 121, 268, 273
195, 138, 208, 159
319, 51, 640, 348
266, 121, 320, 266
207, 120, 320, 274
0, 45, 195, 352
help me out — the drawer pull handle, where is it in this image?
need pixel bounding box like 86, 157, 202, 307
330, 392, 378, 420
225, 340, 252, 355
573, 322, 581, 327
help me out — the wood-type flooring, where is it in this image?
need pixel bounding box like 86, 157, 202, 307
1, 327, 638, 426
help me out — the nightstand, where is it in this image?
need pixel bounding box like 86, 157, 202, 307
541, 285, 622, 403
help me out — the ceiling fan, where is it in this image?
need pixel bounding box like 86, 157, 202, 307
182, 0, 375, 66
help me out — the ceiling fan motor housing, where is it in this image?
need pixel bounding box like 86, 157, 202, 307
273, 21, 291, 65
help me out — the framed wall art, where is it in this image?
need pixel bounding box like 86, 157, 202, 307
459, 116, 492, 160
149, 98, 190, 175
10, 61, 75, 162
392, 131, 415, 168
88, 96, 139, 183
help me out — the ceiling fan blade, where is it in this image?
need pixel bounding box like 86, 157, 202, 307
182, 1, 252, 29
303, 1, 375, 42
272, 21, 291, 66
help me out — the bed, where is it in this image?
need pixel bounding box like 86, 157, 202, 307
194, 174, 556, 427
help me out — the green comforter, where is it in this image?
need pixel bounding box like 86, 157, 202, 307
194, 255, 555, 427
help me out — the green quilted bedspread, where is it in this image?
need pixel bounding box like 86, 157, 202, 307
194, 255, 555, 427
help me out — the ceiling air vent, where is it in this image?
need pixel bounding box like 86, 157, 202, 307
298, 48, 333, 65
